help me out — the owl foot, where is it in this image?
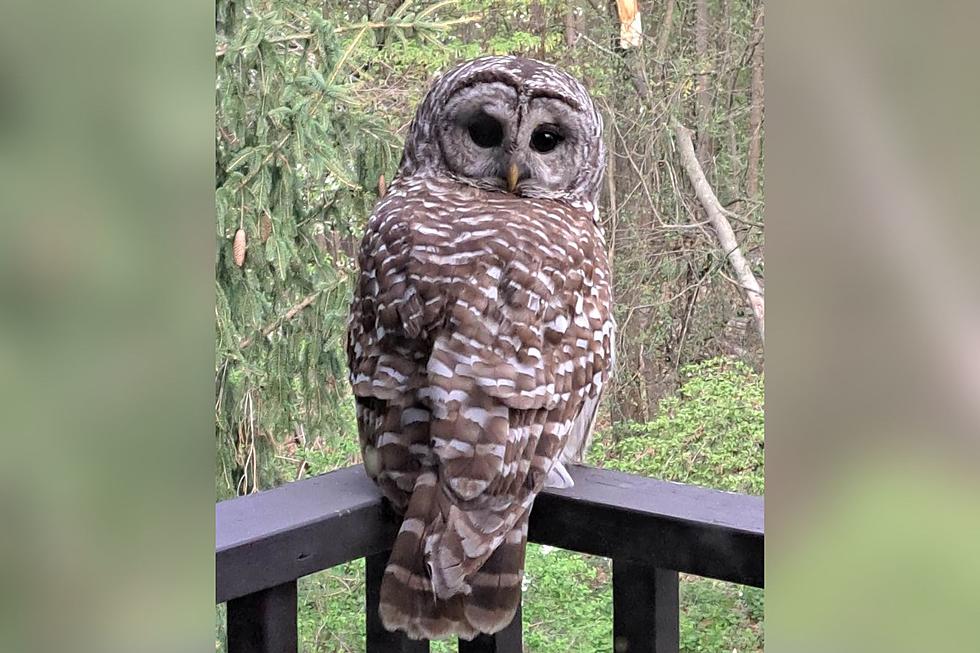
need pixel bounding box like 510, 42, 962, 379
544, 460, 575, 489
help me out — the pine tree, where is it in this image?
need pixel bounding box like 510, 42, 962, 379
214, 0, 395, 495
214, 0, 475, 496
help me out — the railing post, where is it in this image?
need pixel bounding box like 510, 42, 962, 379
612, 561, 679, 653
227, 581, 298, 653
458, 604, 522, 653
366, 551, 430, 652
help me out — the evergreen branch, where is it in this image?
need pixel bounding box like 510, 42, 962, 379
332, 16, 480, 34
216, 33, 315, 58
238, 290, 324, 349
327, 24, 370, 86
389, 0, 416, 21
235, 135, 290, 190
415, 0, 458, 20
267, 32, 314, 43
322, 158, 361, 190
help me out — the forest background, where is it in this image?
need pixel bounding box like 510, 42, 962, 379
214, 0, 765, 650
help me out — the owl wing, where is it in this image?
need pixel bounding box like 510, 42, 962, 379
348, 210, 436, 514
359, 194, 614, 639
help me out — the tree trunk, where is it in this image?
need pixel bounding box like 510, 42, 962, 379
654, 0, 676, 66
563, 4, 581, 48
719, 0, 738, 200
615, 0, 642, 49
694, 0, 713, 173
718, 0, 733, 59
530, 0, 547, 58
746, 4, 765, 199
605, 135, 618, 261
608, 0, 651, 103
674, 121, 765, 342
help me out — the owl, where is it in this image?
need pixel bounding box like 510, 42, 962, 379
347, 56, 614, 640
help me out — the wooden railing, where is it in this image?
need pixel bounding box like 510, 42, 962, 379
216, 464, 764, 652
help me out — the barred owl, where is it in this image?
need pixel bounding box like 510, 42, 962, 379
347, 56, 614, 640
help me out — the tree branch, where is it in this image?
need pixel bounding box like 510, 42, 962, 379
239, 290, 323, 349
672, 120, 765, 342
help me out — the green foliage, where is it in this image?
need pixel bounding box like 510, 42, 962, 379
214, 0, 468, 496
680, 580, 764, 653
523, 546, 612, 651
297, 560, 367, 649
296, 421, 361, 472
215, 0, 371, 496
591, 357, 765, 495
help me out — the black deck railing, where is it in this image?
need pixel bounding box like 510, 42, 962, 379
216, 464, 764, 653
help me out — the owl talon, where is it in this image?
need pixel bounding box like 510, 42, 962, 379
363, 445, 382, 479
545, 461, 575, 489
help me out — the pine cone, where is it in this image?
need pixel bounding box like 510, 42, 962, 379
260, 212, 272, 242
233, 228, 246, 267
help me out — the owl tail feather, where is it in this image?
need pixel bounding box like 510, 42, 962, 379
378, 471, 527, 641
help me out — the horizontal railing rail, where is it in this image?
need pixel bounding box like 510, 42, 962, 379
216, 464, 764, 653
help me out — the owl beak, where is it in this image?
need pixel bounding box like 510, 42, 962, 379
505, 162, 520, 193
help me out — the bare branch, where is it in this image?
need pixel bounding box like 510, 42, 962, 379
673, 120, 765, 342
239, 290, 323, 349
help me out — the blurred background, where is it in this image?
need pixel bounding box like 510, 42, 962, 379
0, 0, 977, 652
765, 3, 980, 651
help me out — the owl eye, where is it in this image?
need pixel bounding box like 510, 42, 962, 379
530, 125, 563, 153
467, 113, 504, 148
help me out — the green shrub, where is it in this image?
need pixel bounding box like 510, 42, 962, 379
591, 357, 764, 495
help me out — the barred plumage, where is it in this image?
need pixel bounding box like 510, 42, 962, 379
347, 56, 614, 640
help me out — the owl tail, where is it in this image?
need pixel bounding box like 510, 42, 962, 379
378, 470, 528, 641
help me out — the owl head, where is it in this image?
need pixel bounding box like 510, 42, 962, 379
398, 56, 606, 205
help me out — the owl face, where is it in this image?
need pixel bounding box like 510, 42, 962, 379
398, 56, 606, 204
